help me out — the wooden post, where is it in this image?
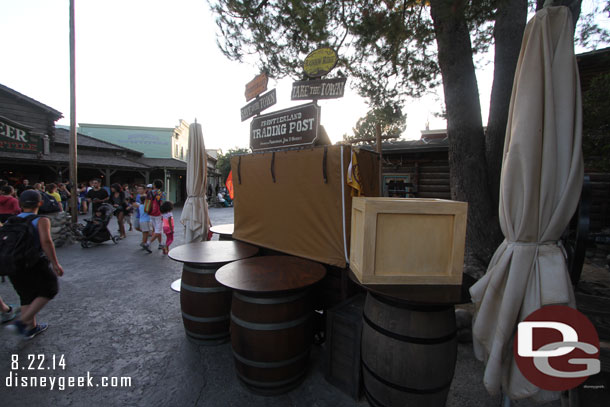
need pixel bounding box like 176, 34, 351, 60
69, 0, 78, 223
376, 122, 383, 196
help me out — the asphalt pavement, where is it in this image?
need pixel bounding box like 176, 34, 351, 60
0, 207, 561, 407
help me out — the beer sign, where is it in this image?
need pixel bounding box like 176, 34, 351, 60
0, 117, 41, 154
304, 48, 338, 78
291, 77, 347, 101
244, 73, 268, 102
250, 103, 320, 151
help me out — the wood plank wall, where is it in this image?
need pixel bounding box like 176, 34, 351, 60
383, 150, 610, 232
0, 93, 57, 139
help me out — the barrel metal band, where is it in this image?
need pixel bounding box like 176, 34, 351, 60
181, 282, 229, 293
232, 347, 310, 369
236, 370, 305, 389
182, 312, 229, 323
231, 313, 310, 331
183, 264, 217, 274
363, 313, 457, 345
185, 328, 229, 340
233, 290, 307, 305
362, 360, 453, 395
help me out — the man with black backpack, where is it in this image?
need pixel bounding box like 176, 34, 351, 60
2, 190, 64, 339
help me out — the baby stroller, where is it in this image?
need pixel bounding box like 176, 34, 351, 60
80, 203, 119, 248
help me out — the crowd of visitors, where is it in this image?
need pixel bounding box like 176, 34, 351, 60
0, 177, 177, 340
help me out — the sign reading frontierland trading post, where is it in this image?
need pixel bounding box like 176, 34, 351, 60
240, 89, 277, 122
244, 73, 268, 102
291, 77, 347, 101
0, 117, 41, 154
250, 103, 320, 151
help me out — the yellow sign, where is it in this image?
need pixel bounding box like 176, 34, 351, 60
303, 48, 338, 78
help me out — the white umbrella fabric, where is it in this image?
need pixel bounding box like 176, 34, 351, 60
469, 6, 583, 402
180, 121, 210, 243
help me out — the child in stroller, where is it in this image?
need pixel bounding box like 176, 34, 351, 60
80, 203, 119, 248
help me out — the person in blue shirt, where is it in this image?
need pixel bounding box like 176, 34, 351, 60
6, 190, 64, 340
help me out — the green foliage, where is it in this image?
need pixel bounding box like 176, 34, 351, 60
208, 0, 499, 108
343, 103, 406, 145
582, 72, 610, 171
216, 147, 251, 182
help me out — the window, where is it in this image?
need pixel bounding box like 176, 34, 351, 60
181, 146, 184, 160
383, 174, 415, 198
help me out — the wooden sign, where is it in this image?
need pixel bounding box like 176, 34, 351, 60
240, 89, 277, 122
291, 77, 347, 101
0, 116, 41, 154
304, 48, 338, 78
250, 103, 320, 151
244, 73, 268, 102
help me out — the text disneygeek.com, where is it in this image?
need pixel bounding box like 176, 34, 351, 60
5, 371, 132, 391
5, 354, 131, 391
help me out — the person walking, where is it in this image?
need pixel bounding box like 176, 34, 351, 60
0, 185, 21, 223
137, 195, 152, 253
160, 201, 174, 255
46, 183, 63, 212
86, 179, 109, 214
110, 183, 127, 239
122, 184, 133, 231
1, 296, 19, 324
5, 190, 64, 339
77, 183, 88, 214
146, 179, 164, 250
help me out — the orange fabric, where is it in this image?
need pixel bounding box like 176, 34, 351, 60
231, 146, 378, 267
226, 170, 234, 200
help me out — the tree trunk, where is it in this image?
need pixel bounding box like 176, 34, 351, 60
429, 0, 500, 277
485, 0, 527, 210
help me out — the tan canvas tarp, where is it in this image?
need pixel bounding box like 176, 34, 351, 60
231, 145, 379, 267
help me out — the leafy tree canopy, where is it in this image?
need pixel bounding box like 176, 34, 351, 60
216, 147, 251, 182
209, 0, 607, 109
342, 103, 406, 145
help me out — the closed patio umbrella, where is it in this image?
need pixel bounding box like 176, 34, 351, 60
469, 6, 583, 402
180, 121, 210, 243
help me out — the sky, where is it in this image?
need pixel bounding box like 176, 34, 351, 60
0, 0, 606, 152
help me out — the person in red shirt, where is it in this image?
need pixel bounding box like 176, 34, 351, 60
0, 185, 21, 223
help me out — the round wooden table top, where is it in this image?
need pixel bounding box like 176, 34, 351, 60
210, 224, 234, 236
216, 256, 326, 293
168, 241, 258, 265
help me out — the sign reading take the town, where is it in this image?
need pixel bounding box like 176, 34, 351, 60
250, 103, 320, 151
240, 89, 277, 122
303, 48, 338, 78
0, 118, 41, 154
291, 77, 347, 101
244, 73, 269, 102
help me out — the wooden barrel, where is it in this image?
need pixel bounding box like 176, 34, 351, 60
231, 289, 313, 394
180, 263, 232, 345
168, 241, 259, 345
362, 292, 457, 407
215, 256, 326, 394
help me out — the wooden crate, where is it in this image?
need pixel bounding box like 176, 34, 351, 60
325, 294, 365, 400
350, 197, 467, 285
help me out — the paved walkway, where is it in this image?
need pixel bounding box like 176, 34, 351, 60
0, 207, 559, 406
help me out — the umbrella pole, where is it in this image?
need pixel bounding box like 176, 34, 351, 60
502, 395, 511, 407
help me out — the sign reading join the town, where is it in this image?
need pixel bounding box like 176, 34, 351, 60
304, 47, 338, 78
291, 77, 347, 101
241, 89, 277, 122
244, 73, 269, 102
0, 118, 41, 154
250, 103, 320, 151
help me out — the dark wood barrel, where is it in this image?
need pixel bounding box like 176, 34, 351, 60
231, 289, 313, 394
180, 263, 232, 345
168, 241, 259, 345
215, 256, 326, 394
361, 292, 457, 407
